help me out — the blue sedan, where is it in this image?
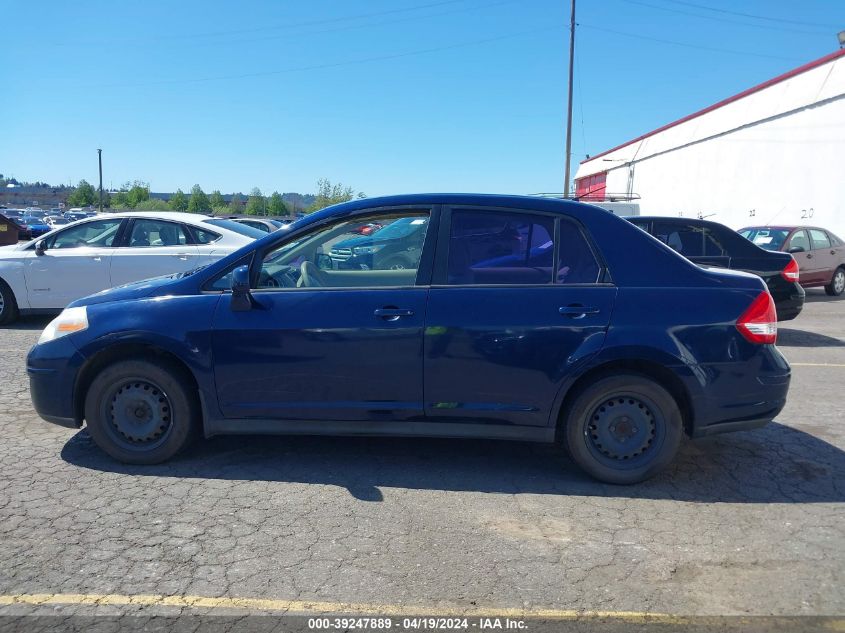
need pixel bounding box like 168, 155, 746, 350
27, 194, 790, 483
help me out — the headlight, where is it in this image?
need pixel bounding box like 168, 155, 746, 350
38, 306, 89, 345
353, 244, 385, 255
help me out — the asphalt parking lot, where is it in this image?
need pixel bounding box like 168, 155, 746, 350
0, 291, 843, 628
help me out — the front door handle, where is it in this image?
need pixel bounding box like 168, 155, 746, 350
173, 253, 191, 260
559, 305, 600, 319
374, 307, 414, 321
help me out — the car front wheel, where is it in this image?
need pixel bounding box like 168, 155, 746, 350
84, 359, 199, 464
825, 267, 845, 297
562, 374, 683, 484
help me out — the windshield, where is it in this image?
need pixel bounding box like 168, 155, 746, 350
203, 218, 266, 239
739, 228, 789, 251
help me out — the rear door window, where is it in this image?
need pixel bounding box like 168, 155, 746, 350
446, 209, 600, 285
652, 222, 706, 257
448, 210, 555, 285
809, 229, 831, 250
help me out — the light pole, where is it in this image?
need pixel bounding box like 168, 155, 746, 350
563, 0, 576, 198
97, 149, 104, 213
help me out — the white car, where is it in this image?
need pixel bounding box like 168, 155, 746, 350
0, 211, 265, 324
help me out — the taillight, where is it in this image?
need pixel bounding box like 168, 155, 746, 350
781, 258, 799, 283
736, 291, 777, 344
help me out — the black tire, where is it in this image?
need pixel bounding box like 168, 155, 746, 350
824, 267, 845, 297
84, 359, 200, 464
381, 257, 410, 270
0, 278, 19, 326
562, 374, 683, 484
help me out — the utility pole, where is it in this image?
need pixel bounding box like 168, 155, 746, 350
563, 0, 576, 198
97, 149, 104, 213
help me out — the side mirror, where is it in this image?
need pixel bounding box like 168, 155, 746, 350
315, 253, 333, 270
230, 265, 253, 312
788, 246, 805, 254
35, 240, 46, 256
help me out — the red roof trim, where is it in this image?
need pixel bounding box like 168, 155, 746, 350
580, 48, 845, 165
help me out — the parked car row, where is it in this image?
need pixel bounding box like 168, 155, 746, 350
625, 217, 845, 324
24, 194, 790, 486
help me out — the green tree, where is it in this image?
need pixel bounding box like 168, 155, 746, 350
209, 190, 225, 208
133, 199, 171, 211
228, 193, 244, 213
170, 189, 188, 211
188, 184, 211, 214
267, 191, 287, 216
245, 187, 265, 215
110, 190, 128, 209
125, 181, 150, 207
307, 178, 362, 212
66, 179, 97, 207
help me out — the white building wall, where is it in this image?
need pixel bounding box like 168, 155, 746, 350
576, 52, 845, 238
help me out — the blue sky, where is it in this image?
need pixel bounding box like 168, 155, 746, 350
2, 0, 842, 196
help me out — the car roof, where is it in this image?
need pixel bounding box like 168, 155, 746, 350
627, 216, 731, 228
301, 193, 611, 225
105, 211, 214, 223
739, 225, 833, 231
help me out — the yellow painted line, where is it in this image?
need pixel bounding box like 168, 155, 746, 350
0, 594, 842, 628
0, 593, 687, 621
791, 363, 845, 368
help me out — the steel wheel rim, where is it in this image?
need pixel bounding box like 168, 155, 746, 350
104, 379, 173, 451
583, 392, 666, 469
835, 271, 845, 294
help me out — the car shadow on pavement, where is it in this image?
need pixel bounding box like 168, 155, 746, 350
61, 421, 845, 504
777, 328, 845, 347
804, 289, 845, 303
0, 315, 52, 331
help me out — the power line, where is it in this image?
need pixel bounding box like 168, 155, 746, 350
579, 23, 802, 61
654, 0, 837, 29
51, 0, 475, 46
91, 24, 558, 90
618, 0, 830, 36
186, 0, 521, 48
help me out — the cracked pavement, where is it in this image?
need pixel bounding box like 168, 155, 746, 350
0, 290, 843, 619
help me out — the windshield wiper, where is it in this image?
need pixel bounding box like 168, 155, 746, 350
177, 264, 209, 278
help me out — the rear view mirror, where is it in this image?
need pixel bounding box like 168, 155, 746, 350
230, 265, 253, 312
788, 246, 805, 254
35, 240, 46, 256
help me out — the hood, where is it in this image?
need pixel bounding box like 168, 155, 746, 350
332, 234, 376, 250
68, 273, 184, 308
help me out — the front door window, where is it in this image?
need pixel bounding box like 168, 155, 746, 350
256, 212, 430, 290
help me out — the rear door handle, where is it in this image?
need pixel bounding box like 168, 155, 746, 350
559, 305, 600, 318
173, 253, 191, 260
374, 307, 414, 321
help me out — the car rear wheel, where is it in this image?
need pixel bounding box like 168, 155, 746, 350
0, 279, 19, 326
382, 257, 409, 270
84, 359, 199, 464
562, 374, 683, 484
824, 267, 845, 297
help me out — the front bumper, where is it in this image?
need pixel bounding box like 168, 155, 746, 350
27, 338, 86, 429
